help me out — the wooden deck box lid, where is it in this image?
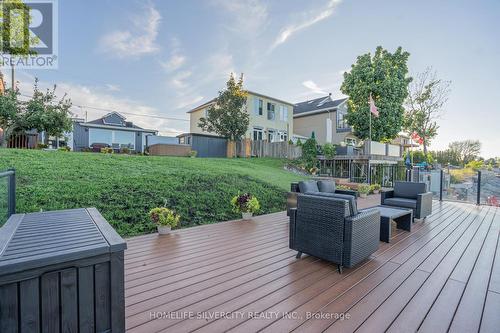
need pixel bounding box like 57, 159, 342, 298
0, 207, 126, 276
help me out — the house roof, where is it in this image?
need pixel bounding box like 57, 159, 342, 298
81, 112, 157, 133
187, 90, 294, 113
293, 96, 348, 117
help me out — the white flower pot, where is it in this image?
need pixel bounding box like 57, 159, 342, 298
157, 225, 171, 235
373, 190, 380, 194
242, 212, 253, 220
359, 193, 368, 198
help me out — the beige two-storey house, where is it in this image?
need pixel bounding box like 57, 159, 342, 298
188, 91, 294, 142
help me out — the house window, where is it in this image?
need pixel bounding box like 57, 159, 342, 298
282, 105, 288, 121
113, 130, 135, 149
337, 108, 349, 129
268, 129, 276, 142
253, 98, 263, 116
89, 128, 112, 146
277, 131, 287, 142
267, 103, 275, 120
253, 127, 263, 141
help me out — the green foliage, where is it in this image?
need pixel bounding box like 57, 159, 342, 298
301, 137, 318, 170
370, 184, 381, 192
0, 149, 307, 236
465, 160, 484, 171
336, 184, 352, 191
357, 183, 371, 195
36, 143, 48, 149
341, 46, 412, 141
322, 143, 336, 159
231, 193, 260, 214
198, 73, 249, 141
295, 138, 302, 146
0, 78, 72, 147
190, 150, 198, 158
149, 207, 180, 227
58, 146, 70, 152
403, 150, 434, 164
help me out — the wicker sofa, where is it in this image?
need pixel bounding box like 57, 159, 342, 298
289, 194, 380, 273
287, 180, 357, 216
381, 181, 433, 219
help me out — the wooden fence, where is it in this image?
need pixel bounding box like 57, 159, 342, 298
237, 141, 302, 159
7, 134, 38, 149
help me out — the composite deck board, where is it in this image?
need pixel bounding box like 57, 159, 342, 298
123, 201, 498, 333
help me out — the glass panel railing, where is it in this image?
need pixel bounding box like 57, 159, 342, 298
442, 168, 478, 204
480, 170, 500, 207
417, 170, 442, 199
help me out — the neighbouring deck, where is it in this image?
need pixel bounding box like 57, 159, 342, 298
124, 200, 500, 333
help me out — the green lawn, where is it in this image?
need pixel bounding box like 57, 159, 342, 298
0, 149, 307, 236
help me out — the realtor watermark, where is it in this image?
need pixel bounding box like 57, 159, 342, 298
0, 0, 58, 69
149, 310, 351, 321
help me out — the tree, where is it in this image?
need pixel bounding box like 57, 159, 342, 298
448, 140, 481, 166
0, 78, 72, 147
341, 46, 412, 141
404, 67, 451, 155
198, 73, 249, 156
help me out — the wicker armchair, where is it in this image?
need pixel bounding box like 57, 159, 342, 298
289, 194, 380, 273
381, 181, 433, 219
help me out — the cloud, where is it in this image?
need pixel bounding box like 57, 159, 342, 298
13, 71, 187, 136
99, 3, 161, 58
169, 70, 192, 89
271, 0, 342, 50
302, 80, 327, 95
212, 0, 268, 37
161, 54, 186, 72
160, 37, 187, 72
176, 96, 204, 110
105, 84, 120, 92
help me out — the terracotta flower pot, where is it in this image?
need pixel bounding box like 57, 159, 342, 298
157, 225, 171, 235
242, 212, 253, 220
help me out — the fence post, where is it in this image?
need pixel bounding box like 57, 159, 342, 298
8, 168, 16, 217
439, 169, 444, 202
477, 170, 482, 206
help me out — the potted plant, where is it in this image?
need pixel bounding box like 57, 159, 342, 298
231, 193, 260, 220
149, 207, 180, 235
370, 183, 381, 194
358, 183, 371, 198
190, 150, 198, 158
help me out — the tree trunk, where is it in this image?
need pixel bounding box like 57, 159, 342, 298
423, 141, 428, 156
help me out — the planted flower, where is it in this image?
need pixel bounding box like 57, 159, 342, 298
149, 207, 180, 235
231, 193, 260, 220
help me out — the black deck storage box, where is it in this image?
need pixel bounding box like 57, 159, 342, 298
0, 208, 127, 332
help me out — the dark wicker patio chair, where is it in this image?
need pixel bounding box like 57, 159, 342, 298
287, 180, 357, 215
289, 194, 380, 273
381, 181, 433, 219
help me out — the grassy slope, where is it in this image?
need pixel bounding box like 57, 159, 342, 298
0, 149, 306, 236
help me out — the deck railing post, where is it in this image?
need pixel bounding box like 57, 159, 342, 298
477, 170, 482, 205
8, 168, 16, 217
439, 169, 444, 202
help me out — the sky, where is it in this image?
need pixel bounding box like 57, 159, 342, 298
5, 0, 500, 158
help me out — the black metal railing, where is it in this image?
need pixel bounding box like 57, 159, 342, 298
0, 169, 16, 223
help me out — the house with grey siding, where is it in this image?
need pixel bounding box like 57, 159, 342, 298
69, 112, 157, 153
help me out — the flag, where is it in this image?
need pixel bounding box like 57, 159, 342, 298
369, 93, 379, 117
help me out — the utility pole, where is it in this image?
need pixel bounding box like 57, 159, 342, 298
11, 65, 15, 90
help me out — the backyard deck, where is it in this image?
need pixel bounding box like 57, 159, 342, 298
124, 199, 499, 333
